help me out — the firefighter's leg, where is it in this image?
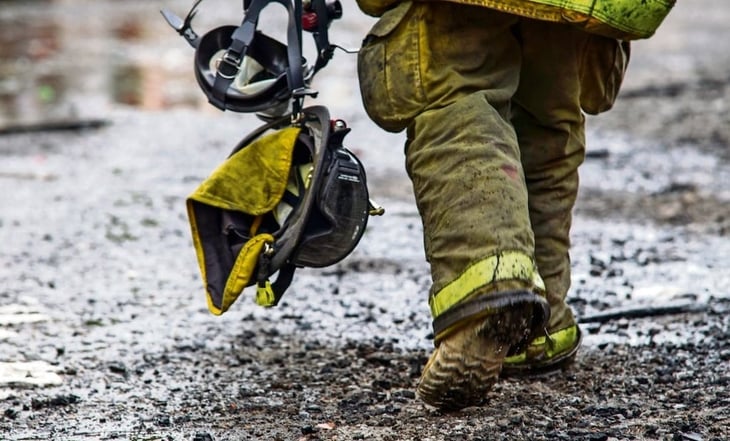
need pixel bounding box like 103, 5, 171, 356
358, 2, 548, 410
503, 18, 629, 375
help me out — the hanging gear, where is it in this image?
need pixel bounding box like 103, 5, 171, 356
163, 0, 380, 314
187, 106, 381, 315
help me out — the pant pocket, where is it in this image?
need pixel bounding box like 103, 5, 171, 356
357, 1, 425, 133
579, 37, 630, 115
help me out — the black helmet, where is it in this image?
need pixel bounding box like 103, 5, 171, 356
233, 106, 372, 271
186, 106, 382, 314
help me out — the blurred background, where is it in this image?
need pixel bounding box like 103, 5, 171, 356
0, 0, 377, 132
2, 0, 729, 133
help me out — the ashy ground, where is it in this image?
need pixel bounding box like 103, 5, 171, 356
1, 1, 729, 440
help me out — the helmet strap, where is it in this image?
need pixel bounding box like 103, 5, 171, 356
307, 0, 339, 72
255, 262, 297, 307
209, 0, 314, 115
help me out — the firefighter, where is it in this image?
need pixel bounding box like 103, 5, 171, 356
356, 0, 674, 410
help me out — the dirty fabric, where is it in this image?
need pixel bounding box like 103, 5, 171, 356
187, 127, 301, 315
513, 17, 628, 330
357, 2, 628, 330
356, 0, 675, 40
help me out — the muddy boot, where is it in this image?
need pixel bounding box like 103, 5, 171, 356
501, 323, 582, 377
502, 291, 582, 376
417, 290, 549, 411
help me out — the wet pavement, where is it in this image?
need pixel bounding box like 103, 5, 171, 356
1, 0, 730, 440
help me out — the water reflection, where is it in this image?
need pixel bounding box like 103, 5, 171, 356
0, 0, 207, 130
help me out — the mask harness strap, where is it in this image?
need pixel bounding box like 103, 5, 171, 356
307, 0, 340, 73
209, 0, 311, 115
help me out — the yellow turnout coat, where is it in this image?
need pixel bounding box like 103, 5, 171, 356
357, 0, 675, 39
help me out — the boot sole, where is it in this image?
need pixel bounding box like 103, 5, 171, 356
416, 304, 535, 411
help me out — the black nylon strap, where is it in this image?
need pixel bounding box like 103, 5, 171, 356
270, 263, 296, 305
285, 0, 305, 94
210, 0, 306, 111
310, 0, 335, 73
209, 0, 263, 109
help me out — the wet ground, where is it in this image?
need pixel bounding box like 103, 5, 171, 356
1, 0, 729, 440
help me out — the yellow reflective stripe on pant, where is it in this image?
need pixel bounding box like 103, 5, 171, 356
429, 251, 546, 318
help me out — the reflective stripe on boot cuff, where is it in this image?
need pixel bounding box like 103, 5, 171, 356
429, 250, 546, 318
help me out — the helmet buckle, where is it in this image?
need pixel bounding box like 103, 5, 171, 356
160, 0, 202, 48
216, 50, 243, 80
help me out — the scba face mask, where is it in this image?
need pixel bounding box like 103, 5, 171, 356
196, 26, 294, 116
162, 0, 343, 117
186, 106, 380, 315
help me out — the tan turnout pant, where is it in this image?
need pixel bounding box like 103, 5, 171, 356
358, 1, 629, 332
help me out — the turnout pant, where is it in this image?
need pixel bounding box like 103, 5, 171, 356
358, 1, 629, 332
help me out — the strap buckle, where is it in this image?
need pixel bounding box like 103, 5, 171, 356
217, 50, 243, 79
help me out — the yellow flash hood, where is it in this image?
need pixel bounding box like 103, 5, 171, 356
187, 126, 301, 315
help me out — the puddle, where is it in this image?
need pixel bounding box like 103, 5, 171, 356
0, 361, 63, 388
0, 298, 50, 325
0, 309, 49, 325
